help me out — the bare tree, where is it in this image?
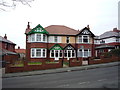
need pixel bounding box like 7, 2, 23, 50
0, 0, 34, 11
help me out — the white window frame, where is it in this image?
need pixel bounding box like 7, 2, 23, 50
29, 34, 47, 43
50, 50, 63, 58
64, 50, 76, 58
54, 36, 58, 43
31, 48, 47, 58
78, 49, 91, 57
66, 36, 70, 43
78, 35, 90, 43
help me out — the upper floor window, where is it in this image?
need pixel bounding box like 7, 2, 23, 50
83, 36, 88, 43
36, 34, 41, 41
78, 35, 89, 43
66, 36, 70, 43
54, 36, 58, 43
100, 40, 105, 44
28, 34, 47, 42
31, 34, 35, 41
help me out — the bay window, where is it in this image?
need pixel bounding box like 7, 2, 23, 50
31, 48, 46, 58
78, 48, 91, 57
64, 50, 76, 58
28, 34, 47, 42
50, 50, 63, 58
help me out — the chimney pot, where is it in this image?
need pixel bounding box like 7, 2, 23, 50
4, 34, 7, 39
87, 25, 90, 30
18, 46, 20, 49
27, 22, 30, 29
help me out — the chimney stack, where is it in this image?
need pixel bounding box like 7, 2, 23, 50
87, 25, 90, 30
27, 22, 30, 29
4, 34, 7, 39
113, 28, 119, 32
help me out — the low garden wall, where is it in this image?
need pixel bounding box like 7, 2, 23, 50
5, 60, 62, 73
88, 56, 120, 65
5, 56, 119, 73
69, 58, 82, 67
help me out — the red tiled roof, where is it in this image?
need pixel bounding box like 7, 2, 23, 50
15, 49, 26, 54
45, 25, 80, 35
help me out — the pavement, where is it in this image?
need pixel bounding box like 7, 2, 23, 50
2, 61, 120, 78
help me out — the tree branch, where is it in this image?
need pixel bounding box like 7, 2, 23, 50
0, 0, 34, 11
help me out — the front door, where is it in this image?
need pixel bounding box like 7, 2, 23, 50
55, 50, 59, 60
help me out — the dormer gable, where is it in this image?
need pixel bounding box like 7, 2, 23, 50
27, 24, 49, 35
64, 44, 76, 50
49, 44, 63, 50
77, 27, 95, 37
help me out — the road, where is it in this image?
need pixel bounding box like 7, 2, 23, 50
2, 66, 119, 88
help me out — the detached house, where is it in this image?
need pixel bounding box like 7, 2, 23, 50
25, 22, 95, 62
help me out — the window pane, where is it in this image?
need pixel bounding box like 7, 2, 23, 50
51, 50, 54, 57
54, 36, 58, 43
79, 36, 82, 42
31, 34, 35, 41
68, 51, 71, 57
43, 34, 46, 41
36, 49, 41, 57
64, 50, 67, 57
31, 49, 35, 57
89, 50, 91, 56
78, 49, 82, 57
83, 36, 88, 43
55, 50, 58, 57
66, 37, 70, 43
84, 49, 88, 57
72, 50, 75, 57
36, 34, 41, 41
43, 49, 46, 57
60, 50, 62, 57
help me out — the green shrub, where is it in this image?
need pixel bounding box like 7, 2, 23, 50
109, 49, 120, 57
104, 49, 120, 57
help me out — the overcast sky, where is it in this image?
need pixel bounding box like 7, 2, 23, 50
0, 0, 119, 49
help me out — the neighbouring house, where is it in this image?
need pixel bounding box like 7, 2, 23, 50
0, 34, 18, 67
25, 22, 95, 62
94, 28, 120, 57
15, 46, 26, 59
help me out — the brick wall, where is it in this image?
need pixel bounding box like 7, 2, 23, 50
69, 58, 82, 67
5, 60, 62, 73
88, 56, 120, 65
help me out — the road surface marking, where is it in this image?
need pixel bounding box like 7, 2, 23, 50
57, 84, 69, 87
97, 79, 107, 82
79, 81, 90, 85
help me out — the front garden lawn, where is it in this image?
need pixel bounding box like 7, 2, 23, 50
28, 62, 42, 65
45, 61, 59, 64
10, 63, 24, 67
